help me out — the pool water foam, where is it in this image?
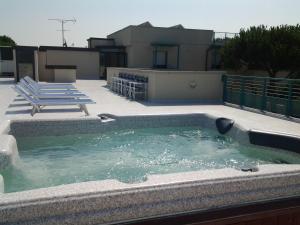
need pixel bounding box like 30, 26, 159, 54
3, 126, 300, 193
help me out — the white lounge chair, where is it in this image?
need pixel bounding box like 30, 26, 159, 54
19, 80, 85, 98
21, 79, 81, 94
13, 85, 95, 116
24, 76, 76, 90
21, 78, 81, 94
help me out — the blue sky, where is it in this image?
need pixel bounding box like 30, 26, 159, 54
1, 0, 299, 47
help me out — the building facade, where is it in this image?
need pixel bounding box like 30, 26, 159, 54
88, 22, 214, 77
4, 22, 220, 82
107, 22, 214, 71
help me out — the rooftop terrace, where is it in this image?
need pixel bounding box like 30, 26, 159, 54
1, 77, 300, 224
1, 78, 300, 136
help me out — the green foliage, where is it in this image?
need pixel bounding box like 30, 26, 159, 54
222, 25, 300, 78
0, 35, 16, 46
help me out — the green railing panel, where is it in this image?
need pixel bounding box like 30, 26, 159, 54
227, 90, 240, 105
222, 74, 300, 118
291, 100, 300, 118
244, 92, 264, 109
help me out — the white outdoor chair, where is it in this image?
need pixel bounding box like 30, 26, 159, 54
110, 77, 119, 93
19, 81, 88, 99
128, 81, 148, 100
13, 85, 95, 116
24, 76, 76, 90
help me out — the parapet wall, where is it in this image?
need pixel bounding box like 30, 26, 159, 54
107, 68, 224, 102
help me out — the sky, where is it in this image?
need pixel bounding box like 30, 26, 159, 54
0, 0, 299, 47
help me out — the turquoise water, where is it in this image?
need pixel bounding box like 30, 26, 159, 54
2, 126, 300, 193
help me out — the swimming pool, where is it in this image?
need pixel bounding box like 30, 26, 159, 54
1, 114, 300, 224
3, 125, 300, 193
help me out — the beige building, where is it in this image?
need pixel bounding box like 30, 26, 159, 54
87, 22, 214, 78
106, 22, 214, 71
12, 22, 219, 81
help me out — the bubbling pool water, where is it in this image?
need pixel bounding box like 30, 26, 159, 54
2, 126, 300, 193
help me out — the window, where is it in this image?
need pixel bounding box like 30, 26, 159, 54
0, 47, 13, 60
153, 50, 167, 68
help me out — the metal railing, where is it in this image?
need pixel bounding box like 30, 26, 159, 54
222, 74, 300, 118
212, 32, 239, 45
110, 73, 148, 100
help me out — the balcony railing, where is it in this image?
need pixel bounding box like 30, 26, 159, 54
223, 74, 300, 118
212, 32, 239, 45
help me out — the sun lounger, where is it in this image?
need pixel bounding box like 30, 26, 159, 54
24, 76, 76, 90
18, 82, 87, 99
19, 80, 85, 98
21, 78, 81, 94
13, 85, 95, 116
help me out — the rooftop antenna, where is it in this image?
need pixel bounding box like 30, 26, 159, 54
48, 18, 76, 47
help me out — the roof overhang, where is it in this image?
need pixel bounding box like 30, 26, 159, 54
14, 45, 39, 50
39, 46, 99, 52
151, 43, 179, 47
87, 37, 114, 41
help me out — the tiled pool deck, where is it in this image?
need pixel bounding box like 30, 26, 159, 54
1, 78, 300, 136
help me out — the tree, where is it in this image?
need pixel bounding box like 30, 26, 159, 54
0, 35, 16, 46
222, 25, 300, 78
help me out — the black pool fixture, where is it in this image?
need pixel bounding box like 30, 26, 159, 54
99, 115, 109, 120
216, 118, 234, 134
249, 130, 300, 154
97, 114, 116, 121
241, 167, 259, 172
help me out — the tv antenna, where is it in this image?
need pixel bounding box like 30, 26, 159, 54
48, 18, 76, 47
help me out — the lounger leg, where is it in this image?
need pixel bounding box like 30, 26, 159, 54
80, 104, 89, 116
31, 105, 39, 116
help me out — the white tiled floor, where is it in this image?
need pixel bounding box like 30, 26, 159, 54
1, 78, 300, 136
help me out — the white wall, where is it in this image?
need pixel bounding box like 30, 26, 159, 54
54, 69, 76, 83
107, 68, 224, 102
39, 50, 100, 80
